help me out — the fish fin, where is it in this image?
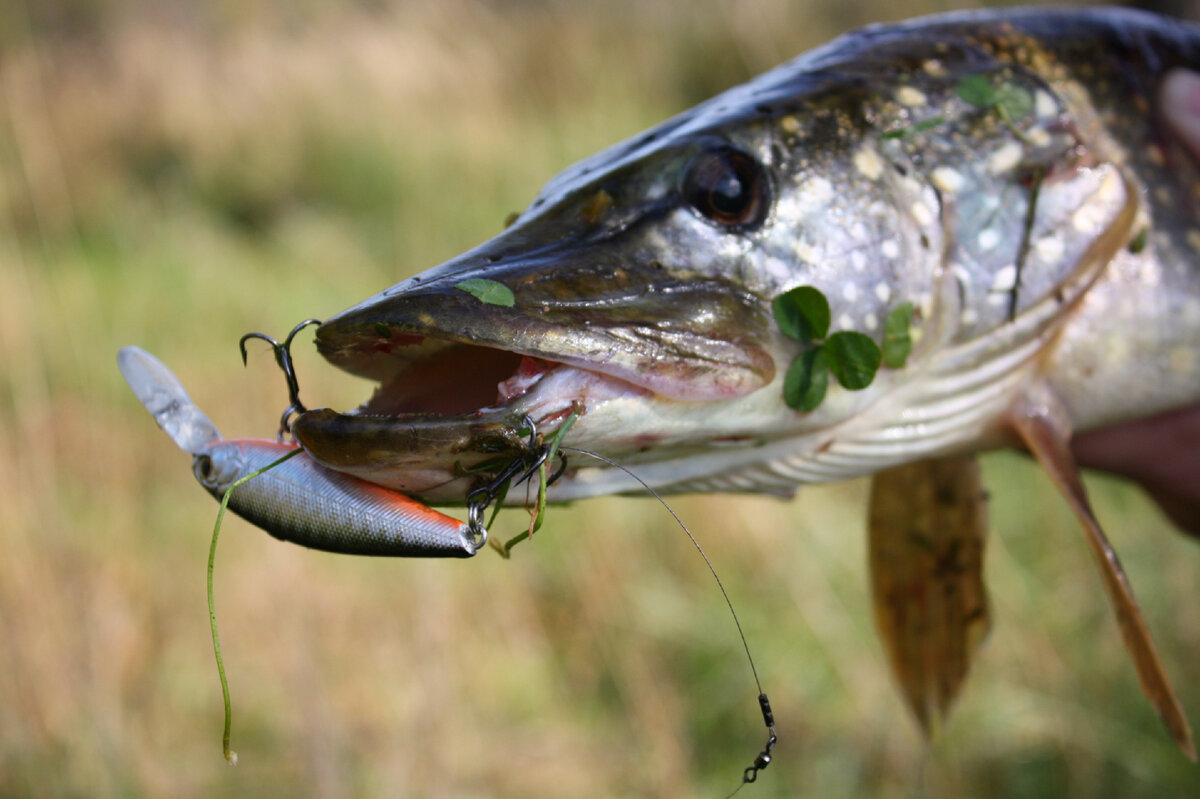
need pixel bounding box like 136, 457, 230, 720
1010, 381, 1196, 760
868, 456, 991, 738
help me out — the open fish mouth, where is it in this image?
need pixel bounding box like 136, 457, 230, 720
289, 235, 777, 500
291, 340, 653, 499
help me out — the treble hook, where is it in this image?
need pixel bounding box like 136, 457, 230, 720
239, 318, 322, 440
464, 415, 557, 543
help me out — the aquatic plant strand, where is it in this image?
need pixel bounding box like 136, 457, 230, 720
495, 408, 581, 556
207, 447, 302, 765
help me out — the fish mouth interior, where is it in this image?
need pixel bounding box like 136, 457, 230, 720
359, 343, 526, 416
350, 337, 636, 421
296, 330, 655, 498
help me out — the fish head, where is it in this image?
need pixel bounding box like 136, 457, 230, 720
293, 27, 1139, 502
309, 136, 779, 405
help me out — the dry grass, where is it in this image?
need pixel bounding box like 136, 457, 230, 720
1, 1, 1197, 797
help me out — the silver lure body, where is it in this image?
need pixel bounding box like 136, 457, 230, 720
117, 347, 479, 557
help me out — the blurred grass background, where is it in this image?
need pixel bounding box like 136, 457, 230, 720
1, 0, 1198, 796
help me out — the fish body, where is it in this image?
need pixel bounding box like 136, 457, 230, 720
291, 7, 1200, 504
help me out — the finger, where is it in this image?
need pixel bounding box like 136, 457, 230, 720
1160, 68, 1200, 161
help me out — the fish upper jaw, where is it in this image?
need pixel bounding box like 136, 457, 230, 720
311, 232, 777, 404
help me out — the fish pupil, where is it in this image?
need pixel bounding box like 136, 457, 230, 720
683, 146, 769, 229
711, 173, 749, 214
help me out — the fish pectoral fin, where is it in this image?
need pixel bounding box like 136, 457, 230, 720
868, 455, 991, 739
1010, 381, 1196, 761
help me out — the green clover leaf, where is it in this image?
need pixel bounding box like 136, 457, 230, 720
772, 286, 830, 343
456, 278, 515, 307
783, 346, 829, 412
824, 331, 882, 390
774, 285, 911, 412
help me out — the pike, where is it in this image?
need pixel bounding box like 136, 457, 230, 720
123, 7, 1200, 760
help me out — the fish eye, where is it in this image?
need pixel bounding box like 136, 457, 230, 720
682, 146, 770, 229
194, 454, 214, 484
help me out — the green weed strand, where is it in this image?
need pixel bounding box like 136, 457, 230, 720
496, 407, 580, 557
208, 446, 302, 765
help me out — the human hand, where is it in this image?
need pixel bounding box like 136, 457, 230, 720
1073, 404, 1200, 537
1070, 69, 1200, 538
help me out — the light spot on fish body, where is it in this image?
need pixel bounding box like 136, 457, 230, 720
991, 264, 1017, 292
1027, 127, 1052, 148
896, 86, 927, 107
961, 308, 978, 326
851, 250, 867, 271
918, 292, 933, 320
880, 239, 900, 259
978, 228, 1001, 251
922, 59, 946, 77
1072, 202, 1107, 234
1034, 236, 1065, 262
867, 200, 891, 220
842, 283, 859, 302
910, 199, 934, 227
987, 141, 1023, 175
931, 166, 965, 194
874, 282, 891, 303
1034, 90, 1058, 119
837, 313, 854, 331
864, 312, 879, 331
794, 238, 819, 262
801, 176, 833, 201
854, 147, 885, 181
780, 115, 801, 135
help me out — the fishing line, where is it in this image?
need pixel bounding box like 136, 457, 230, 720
207, 446, 302, 765
559, 446, 777, 795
